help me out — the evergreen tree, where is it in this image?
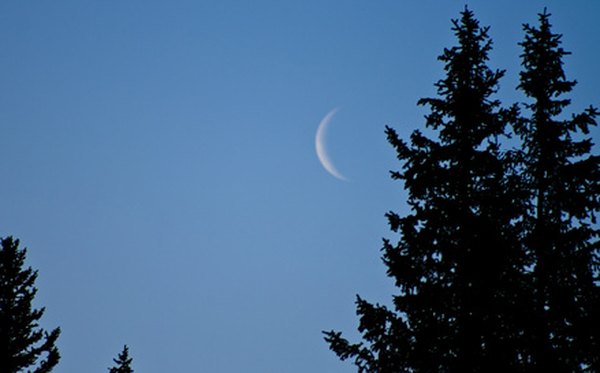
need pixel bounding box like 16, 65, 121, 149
0, 236, 61, 373
109, 345, 134, 373
516, 10, 599, 371
324, 8, 531, 372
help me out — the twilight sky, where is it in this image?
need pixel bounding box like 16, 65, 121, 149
1, 1, 599, 372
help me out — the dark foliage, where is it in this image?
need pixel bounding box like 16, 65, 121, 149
109, 345, 134, 373
0, 236, 61, 373
516, 9, 599, 371
324, 7, 599, 373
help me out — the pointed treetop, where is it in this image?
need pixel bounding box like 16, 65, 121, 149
0, 236, 61, 373
109, 345, 134, 373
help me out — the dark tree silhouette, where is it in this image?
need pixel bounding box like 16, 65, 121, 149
324, 7, 600, 373
516, 10, 600, 371
109, 345, 134, 373
0, 236, 61, 373
324, 9, 529, 372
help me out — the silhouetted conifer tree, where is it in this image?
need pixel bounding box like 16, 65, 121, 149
109, 345, 134, 373
0, 236, 61, 373
516, 10, 599, 371
324, 8, 532, 372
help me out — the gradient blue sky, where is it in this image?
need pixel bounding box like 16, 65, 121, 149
1, 1, 599, 372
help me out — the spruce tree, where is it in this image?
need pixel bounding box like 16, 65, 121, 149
324, 8, 530, 372
516, 10, 599, 371
0, 236, 61, 373
109, 345, 134, 373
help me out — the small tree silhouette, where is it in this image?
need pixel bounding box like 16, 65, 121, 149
109, 345, 134, 373
0, 236, 61, 373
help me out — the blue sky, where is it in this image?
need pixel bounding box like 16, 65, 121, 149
1, 1, 599, 372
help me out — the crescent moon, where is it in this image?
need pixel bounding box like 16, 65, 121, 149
315, 108, 348, 181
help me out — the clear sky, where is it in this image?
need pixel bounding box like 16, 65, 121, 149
1, 1, 599, 372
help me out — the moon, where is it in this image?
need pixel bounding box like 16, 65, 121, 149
315, 108, 348, 181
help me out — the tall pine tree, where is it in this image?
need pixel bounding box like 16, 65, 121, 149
516, 10, 599, 371
324, 8, 528, 372
0, 236, 61, 373
109, 345, 134, 373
